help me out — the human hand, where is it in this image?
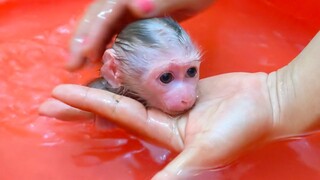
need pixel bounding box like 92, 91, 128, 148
40, 72, 276, 179
41, 32, 320, 179
68, 0, 214, 70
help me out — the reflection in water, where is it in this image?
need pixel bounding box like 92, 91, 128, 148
288, 137, 320, 172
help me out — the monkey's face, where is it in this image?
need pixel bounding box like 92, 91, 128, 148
142, 60, 200, 115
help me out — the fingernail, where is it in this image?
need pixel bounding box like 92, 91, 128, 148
134, 0, 155, 14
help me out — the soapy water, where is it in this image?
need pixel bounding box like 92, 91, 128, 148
0, 0, 320, 179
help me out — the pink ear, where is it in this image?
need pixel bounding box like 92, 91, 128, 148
101, 49, 122, 88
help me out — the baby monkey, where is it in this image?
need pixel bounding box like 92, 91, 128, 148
89, 17, 201, 115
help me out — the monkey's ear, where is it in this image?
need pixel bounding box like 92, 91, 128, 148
101, 49, 122, 88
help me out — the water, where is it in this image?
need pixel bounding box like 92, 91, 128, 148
0, 0, 319, 179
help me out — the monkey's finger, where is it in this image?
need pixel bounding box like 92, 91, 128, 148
39, 98, 94, 121
51, 84, 185, 151
68, 0, 134, 70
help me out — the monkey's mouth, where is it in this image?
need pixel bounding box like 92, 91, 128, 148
167, 110, 187, 116
164, 105, 194, 116
159, 96, 197, 116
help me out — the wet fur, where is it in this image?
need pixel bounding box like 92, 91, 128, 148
88, 17, 200, 108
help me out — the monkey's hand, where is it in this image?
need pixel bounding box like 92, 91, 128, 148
68, 0, 214, 70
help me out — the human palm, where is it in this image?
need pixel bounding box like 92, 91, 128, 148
40, 72, 274, 178
151, 72, 274, 178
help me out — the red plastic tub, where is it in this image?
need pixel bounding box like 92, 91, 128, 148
0, 0, 319, 179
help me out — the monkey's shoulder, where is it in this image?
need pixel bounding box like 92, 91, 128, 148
87, 77, 124, 94
87, 77, 147, 106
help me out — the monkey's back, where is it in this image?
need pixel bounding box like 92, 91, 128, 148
87, 77, 147, 106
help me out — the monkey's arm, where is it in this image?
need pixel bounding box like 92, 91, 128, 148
68, 0, 214, 70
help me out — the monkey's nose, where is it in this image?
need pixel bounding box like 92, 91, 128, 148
165, 97, 196, 115
181, 98, 195, 108
181, 100, 189, 104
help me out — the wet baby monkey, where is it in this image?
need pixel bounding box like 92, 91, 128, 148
89, 17, 202, 116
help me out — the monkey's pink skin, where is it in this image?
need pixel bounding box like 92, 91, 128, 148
144, 61, 200, 115
100, 18, 201, 115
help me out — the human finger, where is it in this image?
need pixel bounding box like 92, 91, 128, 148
68, 0, 106, 69
68, 0, 134, 70
68, 0, 215, 70
152, 145, 205, 179
128, 0, 214, 20
51, 84, 185, 151
39, 98, 94, 121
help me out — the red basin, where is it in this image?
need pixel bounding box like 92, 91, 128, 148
0, 0, 319, 179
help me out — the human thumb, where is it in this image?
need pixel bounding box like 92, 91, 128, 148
152, 146, 210, 180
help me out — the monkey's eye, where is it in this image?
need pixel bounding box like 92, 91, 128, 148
159, 72, 174, 84
186, 67, 197, 77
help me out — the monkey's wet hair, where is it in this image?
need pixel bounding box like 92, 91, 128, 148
112, 17, 200, 90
